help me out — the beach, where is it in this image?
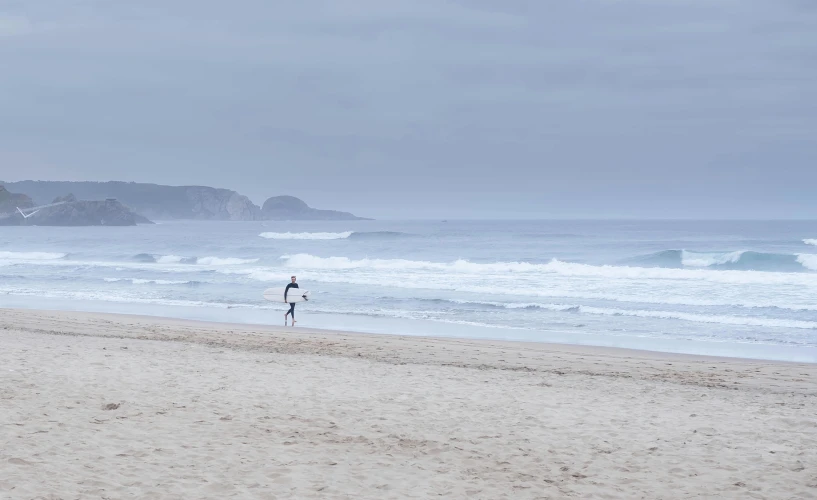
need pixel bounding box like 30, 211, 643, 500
1, 308, 816, 499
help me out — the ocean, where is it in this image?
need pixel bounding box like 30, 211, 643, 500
2, 219, 816, 362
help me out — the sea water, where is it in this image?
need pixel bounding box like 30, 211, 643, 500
2, 220, 816, 362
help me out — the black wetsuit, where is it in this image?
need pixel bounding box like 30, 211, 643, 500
284, 282, 299, 318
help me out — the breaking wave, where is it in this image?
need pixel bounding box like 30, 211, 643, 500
629, 249, 817, 272
259, 231, 409, 240
259, 231, 353, 240
196, 256, 258, 266
132, 254, 257, 265
279, 253, 552, 272
348, 231, 411, 240
797, 254, 817, 271
278, 253, 817, 284
103, 278, 200, 285
409, 298, 817, 330
0, 251, 67, 260
805, 239, 817, 246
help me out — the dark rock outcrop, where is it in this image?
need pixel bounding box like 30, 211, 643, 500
0, 185, 34, 213
0, 187, 153, 226
261, 195, 367, 220
0, 186, 34, 225
28, 195, 153, 226
1, 181, 370, 221
2, 181, 261, 221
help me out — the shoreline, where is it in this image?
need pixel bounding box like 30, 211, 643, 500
0, 306, 807, 366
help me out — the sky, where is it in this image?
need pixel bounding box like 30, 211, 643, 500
0, 0, 815, 219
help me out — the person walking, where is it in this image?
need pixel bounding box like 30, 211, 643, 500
284, 275, 299, 326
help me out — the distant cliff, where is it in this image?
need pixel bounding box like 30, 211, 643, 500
36, 194, 153, 226
2, 181, 261, 221
261, 196, 368, 221
0, 189, 153, 226
0, 185, 34, 214
2, 181, 369, 221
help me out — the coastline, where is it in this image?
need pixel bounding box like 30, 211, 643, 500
3, 297, 816, 363
0, 306, 810, 366
2, 308, 816, 498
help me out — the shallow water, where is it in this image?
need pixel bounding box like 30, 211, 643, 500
2, 219, 816, 361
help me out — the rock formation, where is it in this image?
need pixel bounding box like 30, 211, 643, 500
1, 181, 261, 221
0, 185, 34, 213
1, 181, 370, 221
261, 195, 367, 220
0, 188, 153, 226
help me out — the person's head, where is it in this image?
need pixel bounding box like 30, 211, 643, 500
291, 276, 297, 282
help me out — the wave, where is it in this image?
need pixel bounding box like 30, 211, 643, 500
446, 299, 580, 312
348, 231, 411, 240
796, 254, 817, 271
566, 305, 817, 330
244, 267, 817, 311
0, 286, 265, 310
259, 231, 409, 240
131, 254, 257, 266
260, 231, 353, 240
278, 253, 817, 284
103, 278, 199, 285
805, 239, 817, 246
196, 256, 258, 266
681, 250, 745, 267
0, 251, 67, 260
629, 249, 816, 272
279, 253, 553, 272
416, 298, 817, 330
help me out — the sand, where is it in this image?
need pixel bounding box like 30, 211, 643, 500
1, 308, 816, 499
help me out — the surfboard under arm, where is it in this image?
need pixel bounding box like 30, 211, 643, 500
263, 287, 310, 303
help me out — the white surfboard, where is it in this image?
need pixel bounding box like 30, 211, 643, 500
263, 287, 310, 303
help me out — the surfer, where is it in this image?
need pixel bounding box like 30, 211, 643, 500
284, 275, 298, 325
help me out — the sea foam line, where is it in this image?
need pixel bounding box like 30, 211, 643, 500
0, 251, 67, 260
442, 299, 817, 330
804, 239, 817, 246
104, 278, 197, 285
796, 254, 817, 271
680, 250, 744, 267
141, 254, 258, 265
278, 254, 817, 285
260, 232, 353, 240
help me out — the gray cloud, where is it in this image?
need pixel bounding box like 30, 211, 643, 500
0, 0, 815, 218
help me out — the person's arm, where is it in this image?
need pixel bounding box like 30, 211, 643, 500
284, 283, 293, 302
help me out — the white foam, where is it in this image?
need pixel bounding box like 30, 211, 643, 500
0, 251, 66, 260
577, 306, 817, 330
804, 239, 817, 246
156, 255, 185, 264
279, 253, 817, 286
796, 254, 817, 271
151, 255, 257, 266
195, 256, 258, 266
260, 232, 353, 240
281, 254, 554, 273
0, 286, 258, 310
254, 254, 817, 312
448, 299, 579, 311
681, 250, 744, 267
104, 278, 194, 285
445, 299, 817, 329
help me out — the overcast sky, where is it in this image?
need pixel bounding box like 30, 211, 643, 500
1, 1, 815, 218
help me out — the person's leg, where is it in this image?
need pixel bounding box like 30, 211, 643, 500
290, 303, 296, 325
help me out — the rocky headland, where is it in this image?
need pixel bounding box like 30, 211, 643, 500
1, 181, 368, 221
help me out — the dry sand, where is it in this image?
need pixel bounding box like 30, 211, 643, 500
1, 308, 816, 499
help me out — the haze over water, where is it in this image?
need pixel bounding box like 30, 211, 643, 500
2, 219, 816, 362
